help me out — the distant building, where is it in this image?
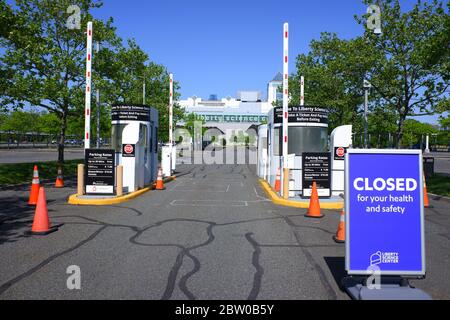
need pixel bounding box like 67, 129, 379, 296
177, 74, 282, 140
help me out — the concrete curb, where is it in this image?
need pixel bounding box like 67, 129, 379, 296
429, 193, 450, 202
67, 176, 175, 206
259, 178, 344, 210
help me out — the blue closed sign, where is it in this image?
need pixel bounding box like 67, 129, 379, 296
345, 150, 425, 276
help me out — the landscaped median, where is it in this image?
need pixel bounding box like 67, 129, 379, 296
67, 176, 176, 206
259, 178, 344, 210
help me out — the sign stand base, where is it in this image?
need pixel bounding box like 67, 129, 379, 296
342, 276, 432, 300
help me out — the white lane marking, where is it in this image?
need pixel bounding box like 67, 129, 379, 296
170, 200, 248, 207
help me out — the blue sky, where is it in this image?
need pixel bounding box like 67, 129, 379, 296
92, 0, 441, 124
5, 0, 442, 124
93, 0, 369, 100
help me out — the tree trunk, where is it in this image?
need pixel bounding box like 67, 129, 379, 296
58, 113, 67, 165
395, 115, 406, 149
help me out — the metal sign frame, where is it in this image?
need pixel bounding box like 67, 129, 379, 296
345, 149, 425, 277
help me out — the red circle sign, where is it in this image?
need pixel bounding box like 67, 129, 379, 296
124, 144, 134, 154
336, 147, 345, 157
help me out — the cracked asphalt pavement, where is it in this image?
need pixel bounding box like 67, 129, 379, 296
0, 163, 449, 299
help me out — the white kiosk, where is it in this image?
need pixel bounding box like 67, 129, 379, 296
267, 106, 329, 197
111, 104, 159, 193
265, 105, 353, 198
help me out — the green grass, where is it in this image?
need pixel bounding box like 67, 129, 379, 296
426, 174, 450, 197
0, 159, 81, 186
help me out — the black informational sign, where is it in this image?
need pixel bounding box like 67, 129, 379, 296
334, 147, 347, 160
302, 152, 331, 198
85, 149, 115, 195
111, 104, 150, 122
274, 106, 328, 124
122, 144, 135, 157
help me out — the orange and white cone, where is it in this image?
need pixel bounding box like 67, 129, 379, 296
333, 210, 345, 243
305, 181, 324, 218
55, 166, 64, 188
29, 187, 59, 235
28, 165, 40, 205
274, 167, 281, 192
423, 172, 432, 208
155, 167, 165, 190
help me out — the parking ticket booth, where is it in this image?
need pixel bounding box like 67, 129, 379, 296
111, 104, 158, 193
267, 106, 328, 197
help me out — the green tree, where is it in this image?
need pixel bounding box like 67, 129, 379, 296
292, 33, 375, 133
0, 0, 120, 164
356, 0, 449, 147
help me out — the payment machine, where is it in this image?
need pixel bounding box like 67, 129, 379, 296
111, 104, 158, 193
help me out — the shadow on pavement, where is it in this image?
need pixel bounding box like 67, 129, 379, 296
0, 196, 34, 244
324, 256, 347, 292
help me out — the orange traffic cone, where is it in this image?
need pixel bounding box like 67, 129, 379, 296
274, 167, 281, 192
155, 167, 165, 190
423, 173, 432, 208
333, 210, 345, 243
55, 166, 64, 188
28, 165, 40, 205
305, 181, 324, 218
29, 187, 59, 235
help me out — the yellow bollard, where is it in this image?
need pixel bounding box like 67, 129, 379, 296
77, 164, 84, 195
283, 168, 290, 200
116, 165, 123, 196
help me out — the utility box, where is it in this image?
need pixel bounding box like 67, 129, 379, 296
111, 104, 159, 193
423, 157, 434, 178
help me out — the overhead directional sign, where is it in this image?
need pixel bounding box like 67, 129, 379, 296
274, 106, 328, 125
345, 149, 425, 276
111, 104, 150, 122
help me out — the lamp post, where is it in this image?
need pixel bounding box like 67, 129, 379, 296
363, 79, 371, 149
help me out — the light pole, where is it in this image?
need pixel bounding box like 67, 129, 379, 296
363, 79, 371, 149
143, 73, 146, 105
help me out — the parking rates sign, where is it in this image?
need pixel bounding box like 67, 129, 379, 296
345, 149, 425, 276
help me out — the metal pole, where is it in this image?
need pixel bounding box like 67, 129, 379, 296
84, 21, 93, 150
282, 23, 289, 199
96, 89, 100, 148
364, 87, 368, 149
300, 76, 304, 106
143, 77, 146, 105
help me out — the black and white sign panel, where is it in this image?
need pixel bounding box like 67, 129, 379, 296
111, 104, 150, 122
302, 152, 331, 198
274, 106, 328, 124
85, 149, 115, 195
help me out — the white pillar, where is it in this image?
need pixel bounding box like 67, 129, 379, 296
84, 21, 93, 149
425, 135, 430, 153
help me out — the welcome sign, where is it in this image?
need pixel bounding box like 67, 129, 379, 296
345, 149, 425, 276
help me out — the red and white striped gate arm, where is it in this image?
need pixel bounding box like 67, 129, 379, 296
282, 22, 289, 170
169, 73, 173, 145
84, 21, 93, 149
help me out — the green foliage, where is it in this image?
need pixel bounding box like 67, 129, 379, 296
0, 159, 80, 185
292, 0, 449, 146
0, 0, 180, 161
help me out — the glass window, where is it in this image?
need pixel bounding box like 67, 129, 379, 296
111, 124, 127, 153
274, 127, 281, 156
288, 127, 328, 156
